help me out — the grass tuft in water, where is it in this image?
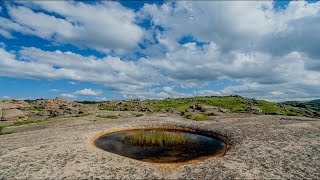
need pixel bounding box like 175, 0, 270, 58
121, 130, 187, 146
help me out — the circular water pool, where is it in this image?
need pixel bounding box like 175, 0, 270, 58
94, 128, 228, 163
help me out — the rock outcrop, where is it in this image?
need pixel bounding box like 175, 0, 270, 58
99, 99, 155, 112
186, 104, 230, 116
0, 100, 28, 121
0, 98, 93, 121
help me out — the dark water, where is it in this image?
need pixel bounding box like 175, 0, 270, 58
95, 129, 226, 163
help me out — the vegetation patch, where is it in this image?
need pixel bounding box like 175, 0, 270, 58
31, 105, 43, 111
94, 96, 320, 118
121, 130, 187, 146
183, 112, 209, 121
99, 105, 117, 111
20, 105, 43, 111
0, 125, 12, 135
0, 112, 93, 135
12, 120, 44, 126
96, 114, 118, 119
11, 117, 55, 127
282, 99, 320, 114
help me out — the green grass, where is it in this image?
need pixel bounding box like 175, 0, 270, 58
183, 112, 209, 121
93, 96, 320, 118
145, 96, 320, 118
11, 117, 56, 126
21, 105, 43, 111
31, 105, 42, 111
148, 96, 250, 113
121, 130, 187, 146
282, 99, 320, 113
12, 120, 43, 126
99, 105, 117, 110
96, 114, 118, 119
0, 125, 12, 135
0, 112, 93, 135
150, 98, 191, 112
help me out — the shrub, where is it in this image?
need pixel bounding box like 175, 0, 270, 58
183, 112, 208, 121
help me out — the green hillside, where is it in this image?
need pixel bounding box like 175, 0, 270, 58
99, 96, 320, 118
282, 99, 320, 113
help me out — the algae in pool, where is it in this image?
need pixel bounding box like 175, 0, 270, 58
95, 129, 226, 163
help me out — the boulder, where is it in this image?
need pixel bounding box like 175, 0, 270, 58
218, 108, 230, 113
2, 109, 27, 121
195, 104, 218, 112
0, 100, 29, 110
41, 110, 51, 117
248, 107, 263, 114
199, 105, 218, 112
0, 98, 93, 121
0, 100, 29, 121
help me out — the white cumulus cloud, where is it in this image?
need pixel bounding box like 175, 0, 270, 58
0, 1, 320, 101
74, 88, 102, 96
60, 93, 77, 99
0, 1, 144, 54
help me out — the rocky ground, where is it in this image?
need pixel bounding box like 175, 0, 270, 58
0, 109, 319, 179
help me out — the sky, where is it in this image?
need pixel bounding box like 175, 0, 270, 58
0, 0, 320, 102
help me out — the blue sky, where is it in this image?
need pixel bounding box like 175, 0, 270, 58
0, 1, 320, 102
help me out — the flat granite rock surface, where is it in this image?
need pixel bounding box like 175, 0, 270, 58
0, 113, 319, 179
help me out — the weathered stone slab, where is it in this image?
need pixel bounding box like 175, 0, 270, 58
2, 109, 26, 121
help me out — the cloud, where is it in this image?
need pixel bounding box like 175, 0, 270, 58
120, 86, 193, 100
0, 96, 11, 99
139, 1, 320, 57
196, 81, 320, 102
59, 88, 102, 99
69, 81, 79, 85
163, 86, 173, 93
60, 93, 77, 99
1, 1, 320, 101
0, 29, 13, 39
0, 46, 160, 92
95, 97, 108, 101
142, 42, 320, 86
136, 1, 320, 100
74, 88, 102, 96
1, 1, 144, 54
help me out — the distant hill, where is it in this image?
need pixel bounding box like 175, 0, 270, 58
309, 99, 320, 104
97, 96, 320, 118
282, 99, 320, 113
